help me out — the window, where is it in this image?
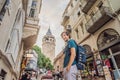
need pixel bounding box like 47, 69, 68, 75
0, 69, 7, 80
66, 25, 71, 33
97, 29, 120, 49
90, 11, 95, 21
75, 28, 79, 39
5, 39, 11, 52
45, 37, 49, 42
71, 3, 73, 7
0, 0, 6, 12
80, 23, 84, 34
83, 45, 92, 55
0, 0, 7, 21
31, 1, 37, 7
77, 11, 80, 17
29, 8, 35, 17
97, 1, 103, 9
0, 0, 10, 21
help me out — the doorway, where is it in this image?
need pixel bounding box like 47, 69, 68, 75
101, 43, 120, 79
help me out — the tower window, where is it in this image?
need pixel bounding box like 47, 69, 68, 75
50, 38, 53, 41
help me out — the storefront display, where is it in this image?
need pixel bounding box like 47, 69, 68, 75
103, 66, 112, 80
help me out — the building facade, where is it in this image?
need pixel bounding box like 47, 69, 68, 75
54, 51, 64, 72
21, 0, 42, 78
25, 50, 38, 72
42, 28, 56, 64
0, 0, 25, 80
22, 0, 42, 50
62, 0, 120, 79
0, 0, 42, 80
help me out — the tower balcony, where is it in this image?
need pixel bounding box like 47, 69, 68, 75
81, 0, 97, 14
85, 6, 114, 34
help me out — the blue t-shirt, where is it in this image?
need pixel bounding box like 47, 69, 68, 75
63, 39, 77, 68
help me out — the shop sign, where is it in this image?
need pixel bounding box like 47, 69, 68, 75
97, 64, 104, 76
103, 66, 112, 80
96, 59, 101, 65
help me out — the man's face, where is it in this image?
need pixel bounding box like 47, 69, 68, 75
61, 32, 69, 42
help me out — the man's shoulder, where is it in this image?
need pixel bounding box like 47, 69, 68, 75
68, 39, 75, 43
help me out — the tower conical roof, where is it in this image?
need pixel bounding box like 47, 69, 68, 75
46, 27, 52, 35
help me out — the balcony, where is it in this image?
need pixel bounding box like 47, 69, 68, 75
86, 7, 114, 34
61, 15, 69, 26
82, 0, 97, 14
22, 0, 40, 50
22, 24, 39, 50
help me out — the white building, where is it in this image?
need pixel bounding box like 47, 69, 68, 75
0, 0, 42, 80
62, 0, 120, 79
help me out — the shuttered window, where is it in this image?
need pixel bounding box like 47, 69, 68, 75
0, 0, 6, 12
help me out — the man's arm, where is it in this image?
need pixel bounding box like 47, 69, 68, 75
66, 47, 76, 72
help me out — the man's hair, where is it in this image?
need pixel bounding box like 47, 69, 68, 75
61, 31, 71, 38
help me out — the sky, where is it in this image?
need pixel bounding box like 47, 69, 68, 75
36, 0, 70, 56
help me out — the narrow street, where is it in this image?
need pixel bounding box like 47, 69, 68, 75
0, 0, 120, 80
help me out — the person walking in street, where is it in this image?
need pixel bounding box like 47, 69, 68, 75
61, 31, 78, 80
21, 73, 28, 80
31, 73, 37, 80
21, 72, 31, 80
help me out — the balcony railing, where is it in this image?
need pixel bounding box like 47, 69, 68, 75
86, 6, 114, 34
81, 0, 97, 14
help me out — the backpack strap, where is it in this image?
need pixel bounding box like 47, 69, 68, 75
73, 40, 78, 47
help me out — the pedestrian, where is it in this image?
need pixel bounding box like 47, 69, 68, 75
109, 67, 114, 80
91, 68, 96, 79
61, 31, 78, 80
52, 69, 56, 79
27, 73, 32, 80
21, 72, 28, 80
31, 73, 37, 80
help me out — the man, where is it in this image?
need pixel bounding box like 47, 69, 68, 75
61, 31, 78, 80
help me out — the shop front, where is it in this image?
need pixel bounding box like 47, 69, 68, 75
97, 28, 120, 80
82, 45, 96, 78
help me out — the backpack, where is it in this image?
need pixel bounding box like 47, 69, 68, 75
74, 41, 87, 70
